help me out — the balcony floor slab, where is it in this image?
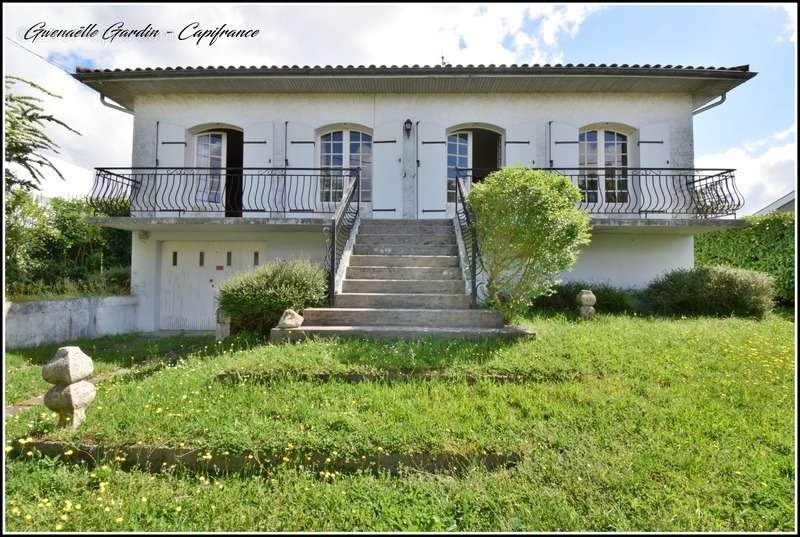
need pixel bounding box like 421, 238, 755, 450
87, 216, 329, 232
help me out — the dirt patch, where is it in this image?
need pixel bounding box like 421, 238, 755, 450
10, 439, 522, 477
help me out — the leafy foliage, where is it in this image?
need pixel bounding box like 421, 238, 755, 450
645, 265, 775, 318
4, 190, 131, 298
468, 167, 591, 321
531, 281, 644, 314
695, 212, 795, 303
218, 259, 327, 333
4, 76, 80, 191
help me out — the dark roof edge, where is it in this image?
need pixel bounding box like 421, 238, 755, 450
71, 64, 757, 81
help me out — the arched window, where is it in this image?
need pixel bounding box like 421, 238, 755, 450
579, 127, 629, 203
320, 129, 372, 202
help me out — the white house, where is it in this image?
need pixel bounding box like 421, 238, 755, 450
73, 63, 754, 338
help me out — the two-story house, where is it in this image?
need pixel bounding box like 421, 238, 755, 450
73, 63, 753, 338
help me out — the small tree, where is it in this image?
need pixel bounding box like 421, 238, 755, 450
4, 76, 80, 191
468, 167, 591, 320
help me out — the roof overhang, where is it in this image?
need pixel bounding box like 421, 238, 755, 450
72, 65, 756, 112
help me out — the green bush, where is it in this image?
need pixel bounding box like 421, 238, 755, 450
695, 212, 794, 303
4, 190, 131, 293
645, 265, 775, 318
532, 281, 644, 314
218, 259, 327, 333
468, 167, 591, 321
5, 267, 131, 301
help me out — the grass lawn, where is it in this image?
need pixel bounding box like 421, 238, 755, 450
4, 312, 795, 531
4, 333, 216, 406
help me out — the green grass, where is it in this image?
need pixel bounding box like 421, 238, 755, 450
4, 312, 796, 531
4, 333, 216, 405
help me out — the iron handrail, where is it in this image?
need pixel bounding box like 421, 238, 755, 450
327, 168, 361, 304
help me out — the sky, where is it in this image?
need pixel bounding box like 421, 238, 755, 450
2, 3, 797, 214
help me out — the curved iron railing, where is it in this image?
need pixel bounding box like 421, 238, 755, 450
326, 169, 360, 304
454, 171, 481, 306
89, 167, 359, 217
454, 167, 743, 218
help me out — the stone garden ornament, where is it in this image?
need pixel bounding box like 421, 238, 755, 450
277, 309, 304, 328
576, 289, 597, 319
42, 346, 96, 430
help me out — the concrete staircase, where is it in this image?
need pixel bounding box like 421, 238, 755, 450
271, 219, 531, 341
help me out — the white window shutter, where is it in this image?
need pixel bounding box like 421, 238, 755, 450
242, 122, 274, 167
417, 121, 448, 219
505, 122, 536, 167
242, 122, 275, 216
548, 121, 579, 168
638, 123, 671, 168
286, 121, 315, 168
371, 120, 403, 218
156, 122, 186, 167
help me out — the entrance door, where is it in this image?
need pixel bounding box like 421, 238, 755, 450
194, 132, 226, 215
159, 241, 266, 330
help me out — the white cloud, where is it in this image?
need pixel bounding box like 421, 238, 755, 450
776, 3, 797, 43
696, 127, 797, 216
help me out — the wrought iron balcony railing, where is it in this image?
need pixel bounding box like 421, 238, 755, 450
455, 167, 744, 218
89, 167, 361, 217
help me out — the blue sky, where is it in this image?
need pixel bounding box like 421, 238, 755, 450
2, 3, 796, 213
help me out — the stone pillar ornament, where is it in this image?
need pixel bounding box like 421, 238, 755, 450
576, 289, 597, 319
42, 346, 96, 430
216, 307, 231, 340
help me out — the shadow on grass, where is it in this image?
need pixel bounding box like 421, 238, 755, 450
327, 336, 528, 370
6, 333, 216, 370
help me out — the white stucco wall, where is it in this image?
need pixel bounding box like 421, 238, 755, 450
4, 296, 139, 349
131, 92, 694, 168
560, 232, 694, 289
131, 229, 326, 331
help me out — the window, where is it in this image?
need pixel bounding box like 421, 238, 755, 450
447, 132, 470, 203
199, 251, 205, 266
172, 251, 178, 266
253, 251, 259, 266
226, 251, 232, 266
320, 129, 372, 202
194, 132, 225, 204
579, 128, 629, 203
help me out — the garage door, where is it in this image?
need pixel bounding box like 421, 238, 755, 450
159, 241, 266, 330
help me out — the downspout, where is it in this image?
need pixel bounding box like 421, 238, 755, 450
99, 94, 133, 115
692, 93, 726, 116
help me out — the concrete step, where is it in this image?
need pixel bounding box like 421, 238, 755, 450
357, 234, 456, 247
349, 255, 459, 268
359, 224, 454, 236
334, 293, 471, 309
271, 325, 533, 342
302, 308, 504, 328
347, 266, 463, 280
353, 244, 459, 256
366, 219, 452, 226
342, 279, 466, 294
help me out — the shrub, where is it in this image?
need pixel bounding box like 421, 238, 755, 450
532, 281, 644, 314
468, 167, 591, 321
645, 265, 775, 318
218, 259, 327, 333
695, 212, 795, 303
5, 268, 131, 301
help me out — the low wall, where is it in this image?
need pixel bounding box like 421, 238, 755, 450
4, 296, 138, 349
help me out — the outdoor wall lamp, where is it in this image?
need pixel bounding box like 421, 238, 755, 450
404, 119, 413, 137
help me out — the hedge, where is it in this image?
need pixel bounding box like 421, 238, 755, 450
695, 212, 795, 303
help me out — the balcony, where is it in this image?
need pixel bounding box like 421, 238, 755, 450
455, 167, 744, 219
88, 167, 361, 221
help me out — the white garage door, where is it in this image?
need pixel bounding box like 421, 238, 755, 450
159, 241, 266, 330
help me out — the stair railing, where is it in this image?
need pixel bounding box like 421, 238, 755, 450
326, 168, 361, 305
454, 168, 481, 306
